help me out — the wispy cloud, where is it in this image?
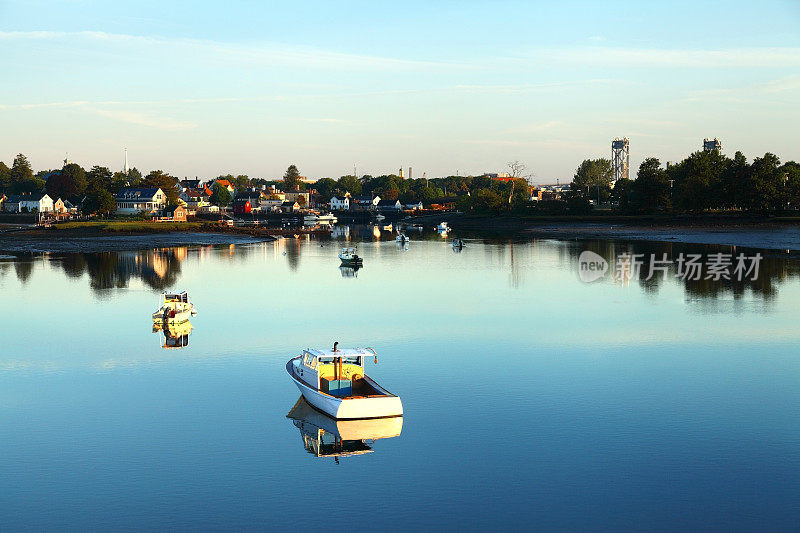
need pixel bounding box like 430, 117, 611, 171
90, 108, 196, 130
516, 46, 800, 69
0, 30, 453, 71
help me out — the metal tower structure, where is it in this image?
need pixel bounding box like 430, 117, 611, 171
703, 138, 722, 152
124, 148, 129, 174
612, 138, 630, 182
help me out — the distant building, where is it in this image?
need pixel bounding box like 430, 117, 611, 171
703, 137, 722, 152
284, 190, 310, 207
179, 178, 202, 191
232, 198, 253, 215
115, 188, 166, 216
377, 199, 402, 211
330, 196, 350, 211
214, 179, 235, 194
405, 201, 423, 211
352, 195, 381, 211
3, 193, 54, 213
158, 205, 187, 222
281, 201, 300, 213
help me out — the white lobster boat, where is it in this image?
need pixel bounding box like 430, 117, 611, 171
152, 291, 196, 323
286, 345, 403, 420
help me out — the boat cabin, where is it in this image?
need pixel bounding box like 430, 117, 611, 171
296, 348, 378, 398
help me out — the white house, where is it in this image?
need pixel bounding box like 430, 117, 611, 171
352, 195, 381, 211
377, 199, 402, 211
330, 196, 350, 210
3, 193, 54, 213
115, 188, 167, 216
405, 201, 424, 210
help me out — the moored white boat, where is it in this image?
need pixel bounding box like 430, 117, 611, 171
395, 233, 409, 244
152, 291, 196, 323
339, 247, 363, 265
286, 345, 403, 420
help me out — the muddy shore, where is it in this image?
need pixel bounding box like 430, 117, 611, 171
0, 228, 277, 253
448, 215, 800, 251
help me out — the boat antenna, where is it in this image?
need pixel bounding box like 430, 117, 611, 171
333, 341, 338, 352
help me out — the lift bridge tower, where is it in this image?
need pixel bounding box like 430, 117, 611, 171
612, 137, 630, 183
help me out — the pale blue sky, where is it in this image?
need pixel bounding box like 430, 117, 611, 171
1, 0, 799, 182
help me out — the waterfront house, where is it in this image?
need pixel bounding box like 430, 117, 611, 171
115, 188, 166, 216
405, 201, 423, 210
285, 190, 310, 207
181, 187, 212, 214
330, 196, 350, 210
260, 197, 284, 212
53, 198, 66, 213
352, 195, 381, 211
232, 198, 253, 215
157, 205, 187, 222
3, 193, 54, 213
377, 199, 402, 212
281, 201, 300, 213
214, 179, 235, 194
179, 178, 202, 191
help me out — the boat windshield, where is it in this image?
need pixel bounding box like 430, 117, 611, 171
318, 356, 361, 366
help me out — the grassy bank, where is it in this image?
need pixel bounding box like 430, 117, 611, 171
54, 220, 206, 233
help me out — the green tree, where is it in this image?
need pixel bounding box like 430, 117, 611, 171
127, 167, 143, 186
611, 177, 634, 211
111, 171, 129, 193
10, 153, 34, 190
210, 183, 232, 207
632, 158, 670, 211
48, 163, 87, 200
313, 177, 337, 198
337, 175, 362, 195
748, 153, 783, 212
671, 150, 728, 211
572, 158, 613, 196
83, 189, 116, 215
0, 161, 10, 191
721, 151, 750, 209
86, 166, 112, 192
783, 162, 800, 210
142, 170, 180, 204
233, 174, 250, 191
283, 165, 301, 191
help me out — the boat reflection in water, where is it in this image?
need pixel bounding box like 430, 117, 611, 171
152, 319, 194, 349
286, 396, 403, 462
339, 264, 361, 278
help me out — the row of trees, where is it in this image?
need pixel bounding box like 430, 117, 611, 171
572, 151, 800, 214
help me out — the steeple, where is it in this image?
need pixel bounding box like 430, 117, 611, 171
124, 148, 129, 174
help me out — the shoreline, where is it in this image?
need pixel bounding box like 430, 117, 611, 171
0, 228, 277, 253
447, 215, 800, 252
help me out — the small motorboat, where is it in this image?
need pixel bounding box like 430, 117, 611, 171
452, 238, 465, 248
286, 396, 403, 460
437, 222, 449, 232
395, 233, 409, 244
286, 344, 403, 419
152, 291, 196, 323
339, 247, 363, 266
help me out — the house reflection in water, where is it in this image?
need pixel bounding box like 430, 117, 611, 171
286, 397, 402, 462
153, 319, 194, 349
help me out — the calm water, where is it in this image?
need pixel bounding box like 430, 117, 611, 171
1, 229, 799, 531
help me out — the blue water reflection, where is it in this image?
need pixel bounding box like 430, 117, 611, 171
0, 231, 798, 530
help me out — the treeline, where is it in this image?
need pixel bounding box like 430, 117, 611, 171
572, 150, 800, 214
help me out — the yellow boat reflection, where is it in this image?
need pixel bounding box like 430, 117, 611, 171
152, 319, 193, 349
286, 396, 403, 461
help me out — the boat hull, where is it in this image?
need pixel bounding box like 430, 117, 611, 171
286, 359, 403, 420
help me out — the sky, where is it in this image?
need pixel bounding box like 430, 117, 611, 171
1, 0, 799, 183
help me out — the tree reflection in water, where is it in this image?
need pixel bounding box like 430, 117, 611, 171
569, 240, 800, 300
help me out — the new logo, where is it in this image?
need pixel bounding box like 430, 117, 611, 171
578, 250, 608, 282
